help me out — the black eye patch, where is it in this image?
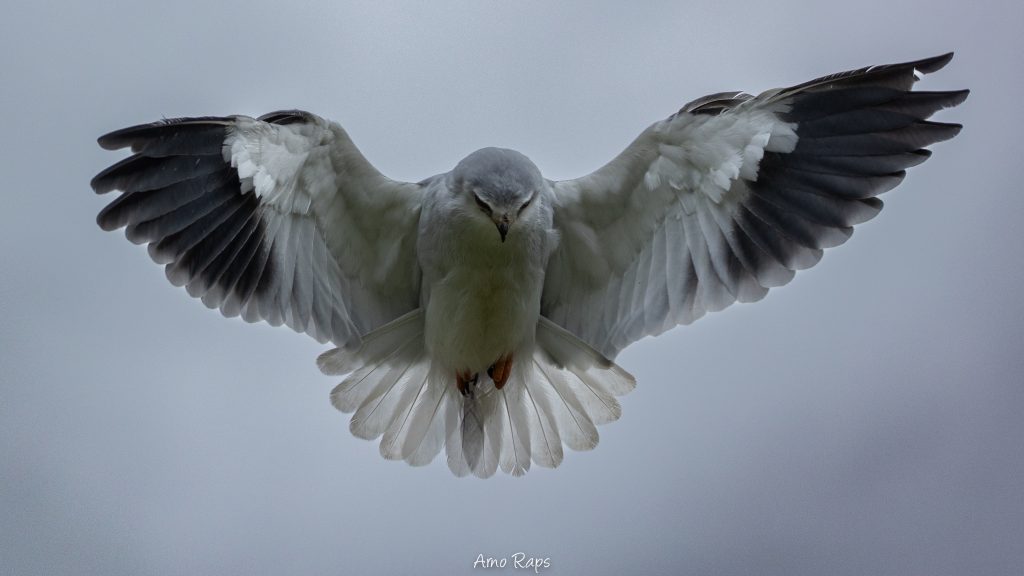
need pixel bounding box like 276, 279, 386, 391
473, 193, 492, 215
518, 192, 536, 214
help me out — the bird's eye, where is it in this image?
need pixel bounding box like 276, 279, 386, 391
473, 193, 492, 215
518, 192, 536, 214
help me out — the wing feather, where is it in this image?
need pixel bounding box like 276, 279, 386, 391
544, 54, 966, 358
94, 111, 423, 346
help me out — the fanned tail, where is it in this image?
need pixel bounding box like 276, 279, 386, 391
318, 312, 636, 477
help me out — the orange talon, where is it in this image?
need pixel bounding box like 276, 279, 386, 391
487, 353, 514, 390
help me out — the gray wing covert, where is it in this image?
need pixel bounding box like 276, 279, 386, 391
93, 110, 423, 347
543, 54, 967, 358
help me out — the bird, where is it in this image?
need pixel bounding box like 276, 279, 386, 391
91, 53, 967, 477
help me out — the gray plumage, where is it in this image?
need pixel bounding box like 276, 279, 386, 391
92, 53, 967, 477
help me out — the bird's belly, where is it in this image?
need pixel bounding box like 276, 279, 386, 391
424, 264, 541, 374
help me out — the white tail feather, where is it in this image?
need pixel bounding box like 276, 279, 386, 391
445, 396, 472, 477
392, 370, 446, 461
518, 377, 563, 469
533, 358, 600, 451
349, 342, 424, 440
318, 311, 636, 477
405, 385, 452, 466
462, 390, 502, 478
378, 360, 434, 460
499, 386, 531, 476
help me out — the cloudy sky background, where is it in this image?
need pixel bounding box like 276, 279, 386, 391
2, 1, 1021, 574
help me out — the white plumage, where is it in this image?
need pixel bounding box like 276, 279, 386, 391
92, 54, 966, 477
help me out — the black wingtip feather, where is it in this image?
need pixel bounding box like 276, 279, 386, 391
863, 52, 955, 79
910, 52, 954, 74
778, 53, 960, 101
942, 88, 970, 107
91, 154, 135, 193
97, 117, 233, 151
92, 154, 225, 195
97, 118, 233, 159
795, 122, 963, 156
257, 110, 318, 125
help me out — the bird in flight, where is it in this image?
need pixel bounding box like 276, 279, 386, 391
92, 53, 967, 477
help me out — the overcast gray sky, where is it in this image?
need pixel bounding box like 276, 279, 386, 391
2, 1, 1021, 575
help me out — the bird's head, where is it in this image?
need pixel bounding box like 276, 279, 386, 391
452, 148, 543, 243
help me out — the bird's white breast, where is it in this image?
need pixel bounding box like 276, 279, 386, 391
418, 196, 555, 374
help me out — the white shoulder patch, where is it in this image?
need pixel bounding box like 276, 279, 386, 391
224, 117, 335, 215
642, 108, 796, 205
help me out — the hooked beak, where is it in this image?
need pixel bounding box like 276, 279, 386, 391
496, 219, 510, 242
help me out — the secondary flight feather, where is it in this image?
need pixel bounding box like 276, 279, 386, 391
92, 53, 967, 477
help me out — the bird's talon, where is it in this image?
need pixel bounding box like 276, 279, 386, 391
490, 353, 513, 390
457, 371, 479, 399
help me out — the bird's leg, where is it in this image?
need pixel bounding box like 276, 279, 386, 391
487, 353, 514, 390
457, 370, 479, 399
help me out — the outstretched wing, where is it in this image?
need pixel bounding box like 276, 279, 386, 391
542, 54, 968, 358
92, 110, 423, 347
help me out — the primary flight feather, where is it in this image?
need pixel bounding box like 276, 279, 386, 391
92, 53, 967, 477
